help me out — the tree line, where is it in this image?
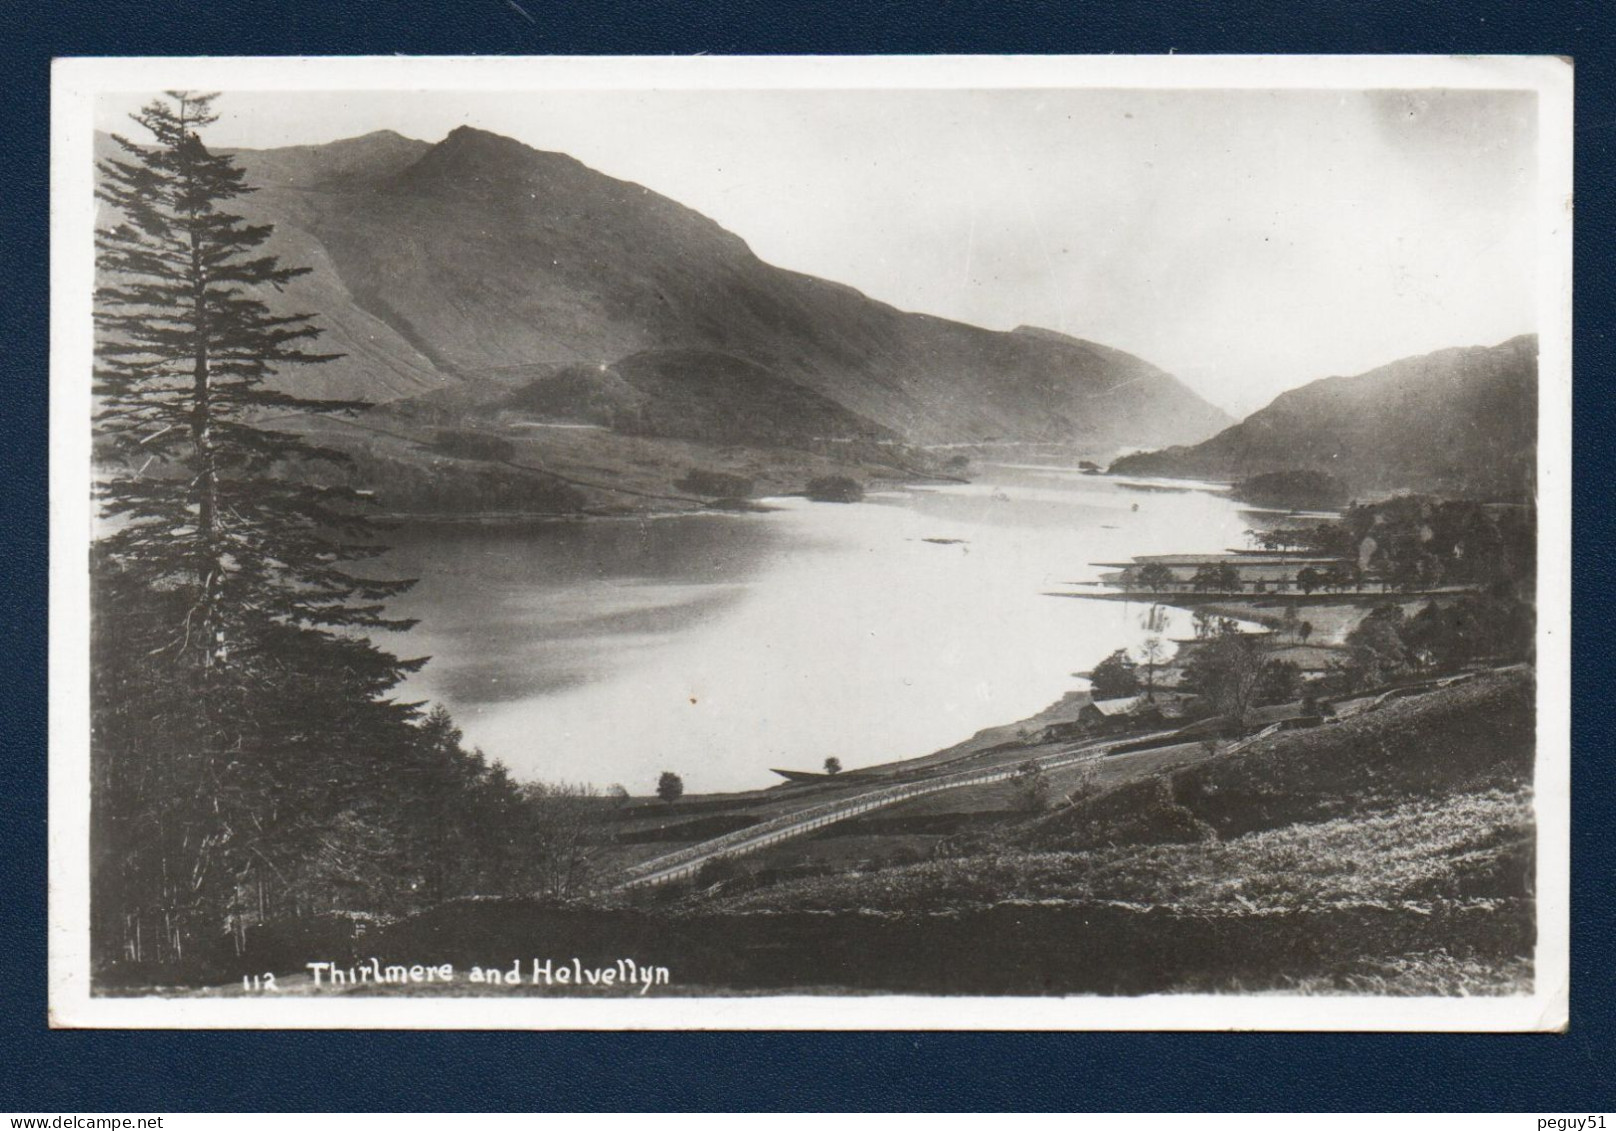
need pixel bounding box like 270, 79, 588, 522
1247, 495, 1535, 594
1087, 490, 1536, 727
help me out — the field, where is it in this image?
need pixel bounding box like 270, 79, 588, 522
668, 670, 1538, 994
710, 787, 1530, 916
157, 668, 1536, 997
277, 400, 946, 519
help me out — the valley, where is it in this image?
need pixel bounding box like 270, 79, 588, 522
88, 105, 1546, 1004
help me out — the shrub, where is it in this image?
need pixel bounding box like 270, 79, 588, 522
1066, 764, 1102, 805
1089, 649, 1141, 699
805, 475, 864, 503
1012, 759, 1053, 813
656, 771, 684, 805
1133, 562, 1176, 593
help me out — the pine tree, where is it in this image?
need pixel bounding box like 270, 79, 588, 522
91, 92, 426, 967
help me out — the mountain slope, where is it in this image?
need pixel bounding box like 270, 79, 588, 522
1109, 336, 1538, 500
232, 129, 433, 191
503, 348, 895, 448
120, 125, 1231, 450
95, 129, 457, 403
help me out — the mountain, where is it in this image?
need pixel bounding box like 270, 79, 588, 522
1109, 335, 1538, 501
97, 125, 1231, 452
231, 129, 432, 191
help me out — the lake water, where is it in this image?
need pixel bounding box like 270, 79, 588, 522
375, 465, 1273, 794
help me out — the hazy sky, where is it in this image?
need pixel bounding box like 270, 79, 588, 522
99, 86, 1538, 416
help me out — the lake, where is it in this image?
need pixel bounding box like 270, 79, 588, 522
375, 465, 1274, 794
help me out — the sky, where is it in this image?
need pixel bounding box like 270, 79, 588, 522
98, 86, 1539, 417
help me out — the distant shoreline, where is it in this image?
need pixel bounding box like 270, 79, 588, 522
373, 504, 777, 526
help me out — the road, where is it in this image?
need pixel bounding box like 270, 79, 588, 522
611, 730, 1183, 890
610, 678, 1439, 890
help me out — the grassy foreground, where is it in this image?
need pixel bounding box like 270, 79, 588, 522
681, 670, 1536, 995
163, 669, 1536, 998
706, 788, 1530, 916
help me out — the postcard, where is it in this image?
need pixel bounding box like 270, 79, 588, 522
49, 54, 1571, 1029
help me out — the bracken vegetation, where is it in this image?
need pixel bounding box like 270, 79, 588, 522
687, 672, 1534, 994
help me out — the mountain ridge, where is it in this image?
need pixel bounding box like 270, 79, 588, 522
1109, 335, 1538, 501
99, 124, 1233, 451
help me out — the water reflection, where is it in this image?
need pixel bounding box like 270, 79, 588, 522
377, 467, 1284, 792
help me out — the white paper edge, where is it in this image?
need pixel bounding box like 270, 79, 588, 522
47, 53, 1573, 1032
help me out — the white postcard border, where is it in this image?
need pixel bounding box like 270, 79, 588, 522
48, 53, 1573, 1031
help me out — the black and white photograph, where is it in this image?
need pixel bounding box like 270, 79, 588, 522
48, 55, 1571, 1029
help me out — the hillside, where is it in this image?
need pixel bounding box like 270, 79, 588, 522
501, 348, 894, 448
329, 670, 1534, 996
100, 125, 1231, 453
672, 671, 1535, 994
1110, 336, 1537, 500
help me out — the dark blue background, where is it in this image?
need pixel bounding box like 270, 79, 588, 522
4, 0, 1610, 1112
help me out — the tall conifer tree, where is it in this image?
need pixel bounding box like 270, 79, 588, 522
92, 92, 424, 965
